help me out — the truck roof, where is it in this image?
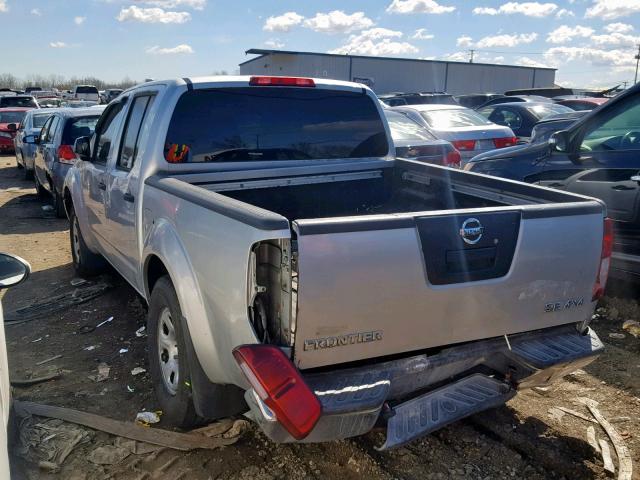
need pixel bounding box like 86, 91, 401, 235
128, 75, 371, 95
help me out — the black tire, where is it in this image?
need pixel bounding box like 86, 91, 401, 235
69, 206, 106, 277
52, 190, 66, 219
147, 276, 200, 428
34, 172, 47, 199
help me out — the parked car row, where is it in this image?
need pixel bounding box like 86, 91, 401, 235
466, 82, 640, 281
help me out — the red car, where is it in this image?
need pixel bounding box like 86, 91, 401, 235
0, 107, 32, 153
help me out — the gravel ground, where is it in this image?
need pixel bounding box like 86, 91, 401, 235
0, 155, 638, 480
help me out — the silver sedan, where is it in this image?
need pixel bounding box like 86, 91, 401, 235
392, 104, 517, 163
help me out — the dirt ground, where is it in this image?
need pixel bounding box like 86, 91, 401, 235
1, 156, 639, 480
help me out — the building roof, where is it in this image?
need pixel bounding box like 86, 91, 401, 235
242, 48, 557, 71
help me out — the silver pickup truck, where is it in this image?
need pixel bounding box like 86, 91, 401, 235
63, 76, 609, 449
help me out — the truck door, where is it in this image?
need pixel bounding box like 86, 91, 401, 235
82, 101, 127, 250
105, 93, 156, 284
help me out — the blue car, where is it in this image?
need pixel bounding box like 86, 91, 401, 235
14, 109, 56, 179
24, 107, 105, 217
466, 83, 640, 280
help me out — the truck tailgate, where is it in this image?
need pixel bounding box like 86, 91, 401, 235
292, 204, 604, 369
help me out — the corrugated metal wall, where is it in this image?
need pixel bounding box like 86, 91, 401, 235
240, 54, 556, 95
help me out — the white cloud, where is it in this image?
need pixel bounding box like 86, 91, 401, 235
555, 8, 574, 18
544, 46, 634, 68
31, 8, 41, 16
264, 38, 285, 49
475, 32, 538, 48
49, 41, 68, 48
134, 0, 206, 9
329, 28, 418, 56
145, 44, 194, 54
412, 28, 434, 40
0, 1, 7, 13
386, 0, 456, 15
585, 0, 640, 20
604, 22, 634, 34
591, 32, 640, 47
74, 16, 86, 25
303, 11, 374, 34
546, 25, 594, 43
517, 56, 552, 67
263, 11, 304, 32
116, 6, 190, 24
442, 51, 469, 62
473, 2, 558, 17
456, 35, 474, 47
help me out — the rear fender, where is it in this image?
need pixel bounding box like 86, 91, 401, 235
142, 218, 236, 385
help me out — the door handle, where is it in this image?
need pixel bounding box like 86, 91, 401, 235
123, 192, 135, 203
98, 181, 106, 191
612, 185, 636, 191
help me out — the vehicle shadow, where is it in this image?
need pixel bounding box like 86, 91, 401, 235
0, 154, 33, 191
0, 193, 68, 235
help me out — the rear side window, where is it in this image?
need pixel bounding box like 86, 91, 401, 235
61, 116, 100, 146
32, 114, 51, 128
118, 95, 154, 170
164, 87, 388, 163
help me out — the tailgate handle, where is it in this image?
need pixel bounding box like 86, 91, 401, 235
446, 247, 496, 273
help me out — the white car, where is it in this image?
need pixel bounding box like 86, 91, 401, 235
0, 253, 31, 479
71, 85, 99, 102
392, 104, 517, 163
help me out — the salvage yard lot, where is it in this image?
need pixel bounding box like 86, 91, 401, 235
1, 156, 639, 480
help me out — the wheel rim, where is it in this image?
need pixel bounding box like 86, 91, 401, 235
72, 216, 82, 264
157, 307, 179, 395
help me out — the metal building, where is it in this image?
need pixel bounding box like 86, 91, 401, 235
240, 49, 556, 95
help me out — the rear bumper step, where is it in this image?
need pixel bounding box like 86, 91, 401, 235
380, 374, 514, 450
247, 325, 603, 445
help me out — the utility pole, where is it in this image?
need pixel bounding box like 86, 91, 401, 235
635, 44, 640, 84
469, 49, 475, 63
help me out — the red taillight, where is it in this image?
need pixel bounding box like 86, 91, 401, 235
444, 149, 461, 168
233, 345, 321, 439
452, 140, 476, 151
57, 144, 76, 164
249, 76, 316, 87
592, 218, 614, 301
493, 136, 517, 148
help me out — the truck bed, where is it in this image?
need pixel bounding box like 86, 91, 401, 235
146, 159, 605, 369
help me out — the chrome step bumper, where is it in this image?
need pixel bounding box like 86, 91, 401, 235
247, 325, 603, 446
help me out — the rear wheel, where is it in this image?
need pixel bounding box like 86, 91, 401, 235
33, 172, 47, 199
52, 190, 66, 219
69, 206, 106, 277
148, 276, 200, 428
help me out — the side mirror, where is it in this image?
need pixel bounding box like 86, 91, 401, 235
23, 135, 38, 144
0, 253, 30, 289
6, 123, 17, 132
549, 130, 570, 153
74, 136, 91, 161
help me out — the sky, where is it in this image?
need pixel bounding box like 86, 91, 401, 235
3, 0, 640, 89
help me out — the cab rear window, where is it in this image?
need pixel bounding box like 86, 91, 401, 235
164, 87, 388, 163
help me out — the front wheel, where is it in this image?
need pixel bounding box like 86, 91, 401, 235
69, 206, 106, 277
148, 276, 200, 428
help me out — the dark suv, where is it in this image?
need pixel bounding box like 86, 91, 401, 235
465, 83, 640, 279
